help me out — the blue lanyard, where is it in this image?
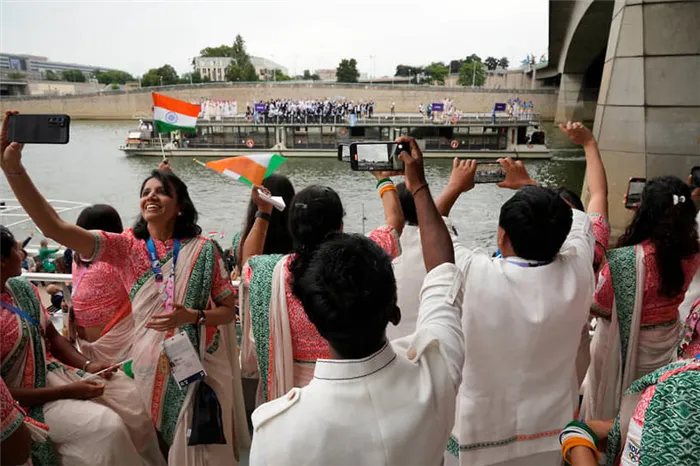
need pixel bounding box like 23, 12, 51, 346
0, 300, 40, 328
147, 237, 180, 282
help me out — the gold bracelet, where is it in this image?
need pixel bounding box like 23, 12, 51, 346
82, 360, 91, 371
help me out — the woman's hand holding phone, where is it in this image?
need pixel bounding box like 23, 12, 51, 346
497, 158, 537, 190
1, 111, 25, 175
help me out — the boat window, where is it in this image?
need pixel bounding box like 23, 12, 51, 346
307, 127, 322, 149
321, 126, 337, 148
350, 127, 366, 138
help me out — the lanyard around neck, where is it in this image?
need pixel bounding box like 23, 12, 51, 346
147, 237, 181, 312
146, 237, 181, 282
0, 300, 40, 328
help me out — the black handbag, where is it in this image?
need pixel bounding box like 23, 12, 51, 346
187, 381, 227, 445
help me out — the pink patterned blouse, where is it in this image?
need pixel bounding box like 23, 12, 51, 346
88, 229, 234, 305
71, 262, 130, 328
593, 240, 700, 326
590, 214, 611, 272
244, 226, 401, 361
1, 376, 24, 440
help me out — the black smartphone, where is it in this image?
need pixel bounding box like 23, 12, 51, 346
349, 141, 405, 172
474, 163, 506, 184
691, 166, 700, 189
625, 177, 646, 209
6, 114, 71, 144
337, 144, 351, 162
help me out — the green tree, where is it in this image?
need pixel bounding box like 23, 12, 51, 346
199, 45, 233, 58
484, 56, 499, 71
94, 70, 134, 85
140, 64, 179, 87
44, 70, 60, 81
498, 57, 510, 70
303, 69, 312, 80
62, 70, 86, 82
464, 54, 482, 64
336, 58, 359, 83
424, 62, 449, 85
7, 72, 24, 80
110, 83, 121, 90
394, 65, 423, 83
457, 62, 486, 87
225, 35, 259, 82
271, 69, 292, 81
179, 70, 202, 84
311, 73, 320, 81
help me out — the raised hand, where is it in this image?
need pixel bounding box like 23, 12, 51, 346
395, 136, 426, 193
447, 158, 477, 194
251, 185, 274, 214
158, 158, 172, 172
1, 111, 24, 173
497, 158, 537, 190
559, 121, 595, 147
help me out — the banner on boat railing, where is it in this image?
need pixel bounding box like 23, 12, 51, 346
494, 103, 507, 112
254, 103, 266, 113
431, 103, 444, 112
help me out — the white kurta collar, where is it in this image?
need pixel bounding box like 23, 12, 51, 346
313, 341, 397, 381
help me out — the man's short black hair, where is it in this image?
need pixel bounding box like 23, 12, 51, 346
397, 182, 418, 226
499, 185, 573, 262
290, 233, 397, 359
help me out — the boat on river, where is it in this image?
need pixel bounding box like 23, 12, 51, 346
119, 113, 550, 159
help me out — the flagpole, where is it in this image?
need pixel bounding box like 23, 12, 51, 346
158, 133, 166, 161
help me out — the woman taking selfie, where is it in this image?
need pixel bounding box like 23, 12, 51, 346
581, 176, 700, 421
1, 112, 249, 465
69, 204, 134, 363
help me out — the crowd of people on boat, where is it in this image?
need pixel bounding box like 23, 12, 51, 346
246, 98, 376, 123
198, 98, 238, 119
2, 109, 700, 466
507, 96, 536, 120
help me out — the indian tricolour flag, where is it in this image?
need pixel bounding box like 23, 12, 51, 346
152, 92, 200, 133
204, 154, 286, 186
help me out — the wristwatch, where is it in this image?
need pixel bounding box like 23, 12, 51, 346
255, 211, 272, 222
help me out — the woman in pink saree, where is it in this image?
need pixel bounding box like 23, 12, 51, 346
69, 204, 134, 363
1, 112, 250, 465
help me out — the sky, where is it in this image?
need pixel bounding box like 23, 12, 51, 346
0, 0, 548, 78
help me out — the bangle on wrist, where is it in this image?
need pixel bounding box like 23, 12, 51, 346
82, 360, 92, 372
255, 211, 271, 222
196, 309, 206, 325
375, 178, 392, 189
411, 183, 429, 197
4, 167, 26, 177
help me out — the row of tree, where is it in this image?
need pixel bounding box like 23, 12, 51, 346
393, 55, 509, 87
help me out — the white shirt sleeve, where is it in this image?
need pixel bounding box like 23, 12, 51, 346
415, 263, 465, 388
561, 209, 595, 264
249, 432, 267, 466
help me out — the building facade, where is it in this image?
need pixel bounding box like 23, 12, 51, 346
0, 53, 118, 80
250, 56, 288, 80
194, 57, 232, 82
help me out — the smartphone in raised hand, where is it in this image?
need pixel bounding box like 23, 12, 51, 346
474, 162, 506, 184
349, 141, 405, 172
625, 178, 646, 209
691, 166, 700, 189
6, 114, 71, 144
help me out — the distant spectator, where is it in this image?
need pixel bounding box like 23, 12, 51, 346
38, 239, 59, 273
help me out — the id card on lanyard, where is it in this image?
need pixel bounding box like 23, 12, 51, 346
147, 237, 180, 313
147, 237, 204, 388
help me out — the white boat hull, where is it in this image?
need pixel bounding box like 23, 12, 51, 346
119, 145, 551, 160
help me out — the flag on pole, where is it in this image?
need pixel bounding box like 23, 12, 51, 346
202, 154, 286, 186
152, 92, 200, 133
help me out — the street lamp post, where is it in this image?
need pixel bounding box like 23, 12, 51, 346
369, 55, 374, 85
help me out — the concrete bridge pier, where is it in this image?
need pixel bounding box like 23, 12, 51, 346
554, 73, 586, 123
594, 0, 700, 234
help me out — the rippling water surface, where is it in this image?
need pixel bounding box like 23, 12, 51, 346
1, 121, 585, 250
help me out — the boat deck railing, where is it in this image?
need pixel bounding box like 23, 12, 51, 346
139, 113, 541, 128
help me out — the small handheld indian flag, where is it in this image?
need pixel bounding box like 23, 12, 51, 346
198, 154, 286, 187
152, 92, 200, 133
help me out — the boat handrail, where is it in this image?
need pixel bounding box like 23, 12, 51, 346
1, 198, 91, 228
21, 272, 241, 289
134, 114, 542, 127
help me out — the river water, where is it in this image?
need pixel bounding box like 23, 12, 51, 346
1, 121, 585, 250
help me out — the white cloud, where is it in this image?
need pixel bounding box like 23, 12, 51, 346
0, 0, 548, 77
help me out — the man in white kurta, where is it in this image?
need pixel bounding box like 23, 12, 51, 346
250, 137, 464, 466
447, 183, 595, 465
